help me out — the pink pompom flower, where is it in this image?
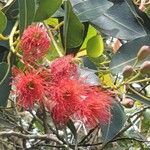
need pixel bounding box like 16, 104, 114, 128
20, 25, 50, 63
12, 69, 46, 109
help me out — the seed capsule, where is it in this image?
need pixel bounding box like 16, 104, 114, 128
137, 45, 150, 61
140, 61, 150, 74
121, 98, 134, 108
122, 65, 134, 78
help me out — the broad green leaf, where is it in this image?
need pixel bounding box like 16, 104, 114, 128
110, 35, 150, 74
71, 0, 113, 22
86, 34, 104, 58
0, 63, 11, 107
100, 101, 126, 143
63, 0, 84, 52
18, 0, 36, 34
81, 25, 97, 49
0, 10, 7, 33
2, 0, 18, 22
91, 0, 150, 40
34, 0, 62, 22
82, 56, 97, 71
2, 0, 15, 12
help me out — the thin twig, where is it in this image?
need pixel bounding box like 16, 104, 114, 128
0, 131, 63, 145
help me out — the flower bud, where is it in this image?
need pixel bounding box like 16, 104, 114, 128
137, 45, 150, 61
122, 65, 134, 78
121, 98, 134, 108
140, 61, 150, 74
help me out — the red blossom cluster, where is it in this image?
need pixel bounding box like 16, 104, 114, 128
12, 55, 113, 128
20, 25, 50, 63
13, 25, 114, 128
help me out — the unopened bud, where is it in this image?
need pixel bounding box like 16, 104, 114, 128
140, 61, 150, 74
137, 45, 150, 61
121, 98, 134, 108
122, 65, 134, 78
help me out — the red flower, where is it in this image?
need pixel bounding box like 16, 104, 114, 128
48, 79, 86, 126
75, 87, 113, 127
20, 25, 50, 63
13, 70, 46, 109
50, 55, 77, 81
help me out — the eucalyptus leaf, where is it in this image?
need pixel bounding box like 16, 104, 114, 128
100, 101, 126, 143
110, 35, 150, 74
0, 10, 7, 33
81, 25, 97, 49
91, 1, 150, 40
0, 63, 11, 107
34, 0, 62, 22
86, 34, 104, 58
82, 56, 97, 71
71, 0, 113, 22
18, 0, 36, 34
63, 0, 84, 52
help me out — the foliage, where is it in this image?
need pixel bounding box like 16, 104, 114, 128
0, 0, 150, 149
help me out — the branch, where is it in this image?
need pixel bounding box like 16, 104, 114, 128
0, 131, 63, 145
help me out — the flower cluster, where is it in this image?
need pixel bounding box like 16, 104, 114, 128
20, 25, 50, 63
12, 69, 46, 109
12, 55, 113, 128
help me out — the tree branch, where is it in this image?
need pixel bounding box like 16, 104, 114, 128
0, 131, 63, 145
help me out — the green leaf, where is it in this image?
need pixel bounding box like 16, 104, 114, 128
0, 63, 11, 107
91, 0, 150, 40
81, 25, 97, 49
100, 101, 126, 143
82, 56, 97, 71
71, 0, 113, 22
110, 35, 150, 74
34, 0, 62, 22
18, 0, 36, 34
0, 10, 7, 33
63, 0, 84, 52
86, 34, 104, 58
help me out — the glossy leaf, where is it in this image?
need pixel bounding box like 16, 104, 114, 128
0, 10, 7, 33
82, 56, 97, 71
86, 34, 104, 58
71, 0, 113, 22
0, 63, 11, 107
2, 0, 18, 23
91, 1, 150, 40
34, 0, 62, 22
18, 0, 36, 34
63, 0, 84, 51
81, 25, 97, 49
100, 101, 126, 143
110, 35, 150, 74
